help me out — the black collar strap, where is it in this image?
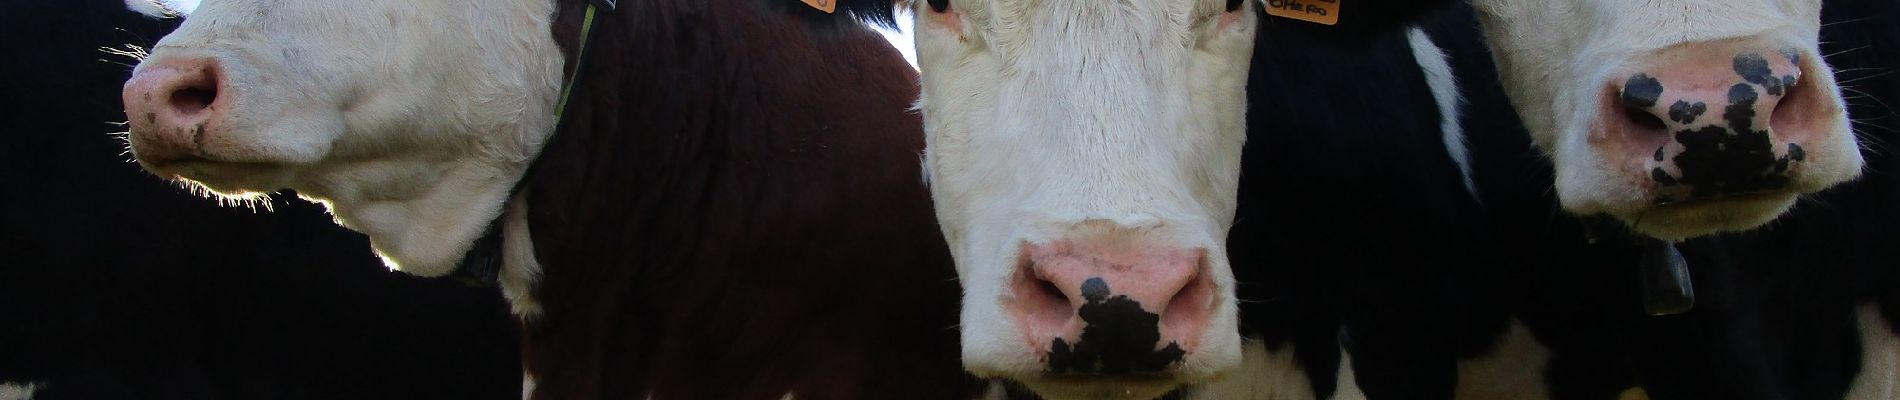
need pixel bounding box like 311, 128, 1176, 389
450, 0, 616, 287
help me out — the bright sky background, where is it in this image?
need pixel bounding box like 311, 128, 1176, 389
162, 0, 920, 69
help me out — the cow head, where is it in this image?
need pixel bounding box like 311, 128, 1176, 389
911, 0, 1255, 397
120, 0, 566, 276
1471, 0, 1861, 240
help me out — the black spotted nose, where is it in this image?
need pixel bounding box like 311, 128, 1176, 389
1609, 48, 1828, 201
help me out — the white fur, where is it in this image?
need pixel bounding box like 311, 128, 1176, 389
1847, 304, 1900, 400
1469, 0, 1858, 239
1406, 26, 1477, 200
912, 0, 1256, 396
522, 373, 537, 400
0, 382, 40, 400
1185, 338, 1366, 400
127, 0, 566, 278
123, 0, 170, 17
501, 191, 544, 318
1455, 319, 1553, 400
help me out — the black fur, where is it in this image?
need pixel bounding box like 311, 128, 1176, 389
1232, 6, 1490, 398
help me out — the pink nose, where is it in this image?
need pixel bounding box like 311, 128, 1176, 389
123, 57, 226, 164
1607, 46, 1831, 202
1008, 239, 1212, 375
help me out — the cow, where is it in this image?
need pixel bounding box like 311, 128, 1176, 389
1467, 0, 1863, 242
1421, 0, 1898, 398
1, 0, 520, 399
894, 0, 1475, 397
1199, 0, 1889, 397
117, 0, 984, 398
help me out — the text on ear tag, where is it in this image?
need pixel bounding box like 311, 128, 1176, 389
802, 0, 837, 13
1264, 0, 1340, 26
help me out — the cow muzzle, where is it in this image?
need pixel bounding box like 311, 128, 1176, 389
1008, 238, 1214, 377
124, 56, 228, 169
1604, 41, 1842, 205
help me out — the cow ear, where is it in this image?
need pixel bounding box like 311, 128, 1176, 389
1225, 0, 1243, 12
927, 0, 950, 13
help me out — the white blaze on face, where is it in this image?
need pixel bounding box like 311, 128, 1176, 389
912, 0, 1254, 397
1469, 0, 1860, 239
122, 0, 565, 276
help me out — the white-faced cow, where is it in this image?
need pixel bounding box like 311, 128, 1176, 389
1470, 0, 1862, 241
3, 1, 520, 398
1407, 1, 1895, 399
120, 0, 984, 399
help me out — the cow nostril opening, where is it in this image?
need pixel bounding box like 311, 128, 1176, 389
1160, 266, 1212, 341
170, 85, 217, 115
1036, 277, 1066, 306
1770, 72, 1820, 144
1625, 106, 1668, 131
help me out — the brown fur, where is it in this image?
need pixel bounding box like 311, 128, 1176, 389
520, 0, 981, 398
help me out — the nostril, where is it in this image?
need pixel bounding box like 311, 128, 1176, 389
1159, 260, 1211, 340
1626, 105, 1668, 131
1013, 261, 1078, 338
1037, 277, 1065, 305
168, 81, 218, 115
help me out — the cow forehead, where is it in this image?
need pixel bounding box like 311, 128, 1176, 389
1478, 0, 1818, 32
958, 0, 1225, 30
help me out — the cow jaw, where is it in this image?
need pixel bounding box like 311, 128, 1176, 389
1471, 0, 1860, 240
121, 0, 566, 276
913, 0, 1253, 396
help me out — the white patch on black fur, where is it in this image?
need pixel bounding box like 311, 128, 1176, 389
1185, 337, 1362, 400
1456, 319, 1553, 400
0, 382, 42, 400
500, 191, 544, 319
1846, 304, 1900, 400
1405, 26, 1477, 200
123, 0, 171, 17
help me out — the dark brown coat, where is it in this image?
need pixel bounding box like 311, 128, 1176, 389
519, 0, 980, 398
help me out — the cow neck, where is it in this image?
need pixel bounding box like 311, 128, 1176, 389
449, 0, 617, 287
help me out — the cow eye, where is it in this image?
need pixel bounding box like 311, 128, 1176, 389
1224, 0, 1243, 12
928, 0, 950, 12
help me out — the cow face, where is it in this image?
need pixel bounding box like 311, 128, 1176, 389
911, 0, 1254, 397
1471, 0, 1861, 240
121, 0, 565, 275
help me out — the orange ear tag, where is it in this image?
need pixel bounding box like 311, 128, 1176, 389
802, 0, 838, 13
1263, 0, 1340, 26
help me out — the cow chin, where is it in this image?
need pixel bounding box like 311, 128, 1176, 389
162, 163, 296, 200
1018, 377, 1188, 400
1612, 192, 1798, 240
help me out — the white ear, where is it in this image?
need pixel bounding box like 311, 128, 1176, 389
124, 0, 173, 18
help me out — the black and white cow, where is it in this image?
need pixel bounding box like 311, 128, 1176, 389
1, 1, 520, 399
1274, 0, 1899, 398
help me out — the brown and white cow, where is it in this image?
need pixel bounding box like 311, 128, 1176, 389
120, 0, 983, 399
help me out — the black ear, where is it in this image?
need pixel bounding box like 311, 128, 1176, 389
927, 0, 950, 12
1225, 0, 1244, 12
